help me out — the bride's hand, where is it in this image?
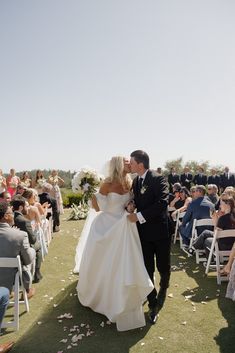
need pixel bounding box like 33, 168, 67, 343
127, 213, 138, 223
125, 200, 135, 213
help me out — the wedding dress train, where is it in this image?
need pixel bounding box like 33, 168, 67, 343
76, 192, 153, 331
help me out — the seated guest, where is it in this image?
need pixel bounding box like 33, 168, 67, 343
11, 196, 43, 283
168, 167, 180, 193
190, 186, 197, 200
39, 183, 60, 232
188, 196, 235, 259
168, 184, 184, 235
207, 168, 221, 190
0, 192, 11, 204
0, 287, 14, 353
207, 184, 219, 205
168, 183, 182, 205
171, 187, 192, 221
220, 167, 235, 192
180, 167, 193, 191
22, 189, 43, 223
0, 200, 35, 297
193, 166, 207, 186
179, 185, 214, 248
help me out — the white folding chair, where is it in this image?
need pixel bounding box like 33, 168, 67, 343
173, 211, 186, 245
205, 229, 235, 284
190, 218, 214, 264
0, 256, 29, 331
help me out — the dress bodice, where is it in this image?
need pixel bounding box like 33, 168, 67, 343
96, 192, 131, 215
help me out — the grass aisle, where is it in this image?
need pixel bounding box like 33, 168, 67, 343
2, 210, 235, 353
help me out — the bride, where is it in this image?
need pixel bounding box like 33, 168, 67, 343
75, 156, 153, 331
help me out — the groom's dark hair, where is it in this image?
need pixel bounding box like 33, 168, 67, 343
130, 150, 150, 169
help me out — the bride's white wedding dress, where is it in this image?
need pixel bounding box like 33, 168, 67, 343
75, 192, 153, 331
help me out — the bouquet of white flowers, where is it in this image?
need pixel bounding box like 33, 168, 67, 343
72, 167, 103, 203
68, 167, 103, 221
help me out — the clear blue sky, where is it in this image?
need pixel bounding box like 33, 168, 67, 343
1, 0, 235, 173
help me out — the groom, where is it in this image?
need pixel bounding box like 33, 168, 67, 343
128, 150, 170, 324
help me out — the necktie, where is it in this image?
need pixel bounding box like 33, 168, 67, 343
138, 177, 143, 193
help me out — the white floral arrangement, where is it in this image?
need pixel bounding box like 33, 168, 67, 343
37, 178, 46, 188
72, 167, 103, 202
67, 203, 89, 220
68, 167, 103, 221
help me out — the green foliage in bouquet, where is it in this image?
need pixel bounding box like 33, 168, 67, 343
66, 203, 89, 221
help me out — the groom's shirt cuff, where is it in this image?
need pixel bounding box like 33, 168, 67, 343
137, 212, 146, 224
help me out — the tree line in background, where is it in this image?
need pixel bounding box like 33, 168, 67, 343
162, 157, 226, 175
3, 158, 229, 189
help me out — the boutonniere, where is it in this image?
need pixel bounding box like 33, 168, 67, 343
140, 185, 148, 194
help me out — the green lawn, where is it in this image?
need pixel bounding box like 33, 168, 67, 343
1, 210, 235, 353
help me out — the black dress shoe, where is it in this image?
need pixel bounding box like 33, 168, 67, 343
33, 270, 43, 283
148, 307, 158, 325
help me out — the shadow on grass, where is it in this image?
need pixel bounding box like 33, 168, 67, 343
171, 244, 235, 353
10, 282, 151, 353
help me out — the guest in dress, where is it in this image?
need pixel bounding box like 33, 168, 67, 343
33, 170, 46, 194
48, 170, 64, 214
76, 156, 153, 331
6, 169, 20, 197
20, 171, 32, 188
0, 170, 7, 195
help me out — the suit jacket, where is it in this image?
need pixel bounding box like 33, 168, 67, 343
0, 223, 35, 291
207, 175, 221, 188
39, 192, 58, 216
220, 173, 235, 189
180, 196, 214, 239
14, 211, 37, 246
133, 170, 169, 241
180, 173, 193, 190
167, 173, 180, 192
193, 174, 207, 186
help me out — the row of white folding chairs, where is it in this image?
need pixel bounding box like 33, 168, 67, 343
189, 218, 215, 264
0, 256, 29, 331
37, 208, 53, 260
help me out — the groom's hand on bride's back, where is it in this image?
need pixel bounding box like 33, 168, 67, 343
127, 213, 138, 223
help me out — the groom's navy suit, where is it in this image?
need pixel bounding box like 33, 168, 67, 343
133, 170, 170, 308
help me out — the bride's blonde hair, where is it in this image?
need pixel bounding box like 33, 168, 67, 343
106, 156, 132, 190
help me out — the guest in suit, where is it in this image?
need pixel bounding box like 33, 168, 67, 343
11, 195, 43, 283
179, 185, 214, 247
193, 167, 207, 186
207, 184, 219, 205
128, 150, 170, 324
220, 167, 235, 192
0, 286, 14, 352
207, 169, 221, 189
180, 167, 193, 190
38, 183, 60, 232
167, 167, 180, 193
0, 200, 35, 295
